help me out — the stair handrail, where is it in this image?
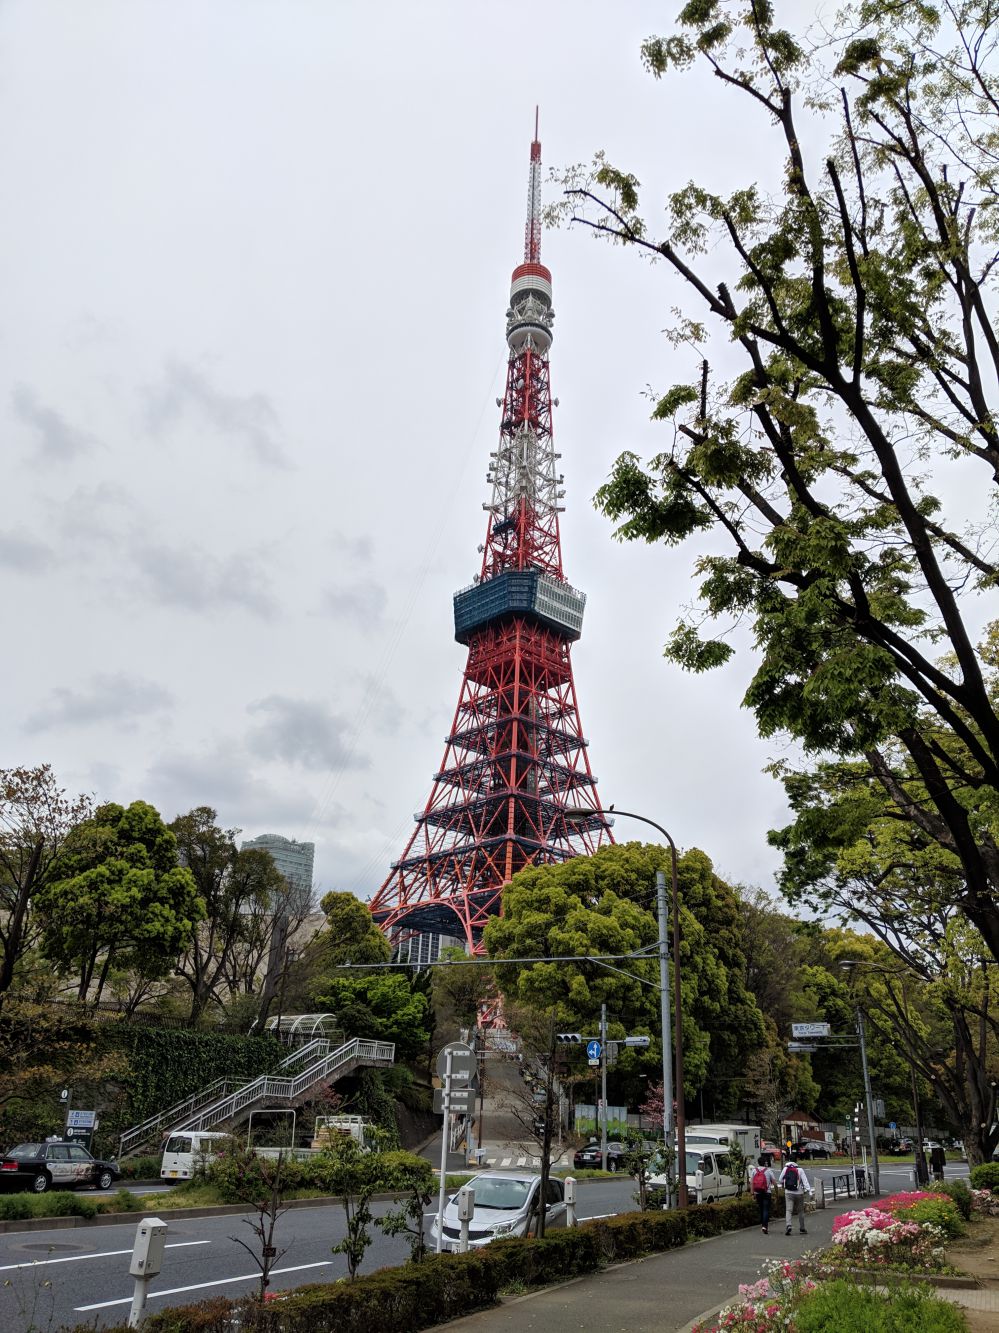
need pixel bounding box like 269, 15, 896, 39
117, 1037, 338, 1158
179, 1038, 395, 1134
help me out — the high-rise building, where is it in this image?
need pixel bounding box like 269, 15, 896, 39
241, 833, 315, 900
370, 120, 612, 957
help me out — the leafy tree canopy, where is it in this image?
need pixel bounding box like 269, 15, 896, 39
35, 801, 204, 1004
484, 842, 765, 1099
552, 0, 999, 961
312, 973, 431, 1062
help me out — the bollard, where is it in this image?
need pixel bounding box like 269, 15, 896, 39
564, 1175, 577, 1229
457, 1186, 475, 1254
817, 1179, 825, 1210
127, 1216, 168, 1328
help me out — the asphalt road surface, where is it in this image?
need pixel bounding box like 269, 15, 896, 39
0, 1179, 639, 1331
1, 1163, 972, 1330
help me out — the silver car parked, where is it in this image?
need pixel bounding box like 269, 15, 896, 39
429, 1170, 567, 1250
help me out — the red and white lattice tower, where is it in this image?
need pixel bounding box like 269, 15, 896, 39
370, 119, 612, 955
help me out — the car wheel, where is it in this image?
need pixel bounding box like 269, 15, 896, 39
32, 1172, 50, 1194
96, 1170, 114, 1190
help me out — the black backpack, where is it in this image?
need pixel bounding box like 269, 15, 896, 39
784, 1162, 800, 1190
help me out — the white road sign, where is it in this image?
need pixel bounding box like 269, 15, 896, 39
791, 1022, 831, 1039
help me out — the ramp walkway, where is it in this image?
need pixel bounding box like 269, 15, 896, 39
118, 1035, 394, 1157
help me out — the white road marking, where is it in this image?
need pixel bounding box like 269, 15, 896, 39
0, 1240, 209, 1272
516, 1156, 526, 1166
75, 1260, 334, 1310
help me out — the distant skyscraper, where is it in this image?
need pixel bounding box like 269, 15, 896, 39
241, 834, 315, 900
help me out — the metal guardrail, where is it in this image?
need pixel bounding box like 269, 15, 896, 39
117, 1037, 340, 1158
179, 1038, 395, 1134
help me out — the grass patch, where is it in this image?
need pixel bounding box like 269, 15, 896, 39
795, 1279, 966, 1332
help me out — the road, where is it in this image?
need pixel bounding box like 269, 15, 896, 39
0, 1179, 639, 1331
1, 1162, 971, 1330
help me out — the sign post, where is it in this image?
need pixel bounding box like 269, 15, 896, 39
434, 1041, 476, 1253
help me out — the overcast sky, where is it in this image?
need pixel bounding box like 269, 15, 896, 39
1, 0, 822, 904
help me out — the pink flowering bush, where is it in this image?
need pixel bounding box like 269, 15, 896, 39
691, 1259, 817, 1332
829, 1205, 948, 1270
971, 1187, 999, 1217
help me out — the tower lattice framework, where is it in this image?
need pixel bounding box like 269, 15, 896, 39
370, 122, 612, 954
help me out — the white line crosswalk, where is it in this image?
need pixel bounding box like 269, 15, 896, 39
491, 1153, 572, 1169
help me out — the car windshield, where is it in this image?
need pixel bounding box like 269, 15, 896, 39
7, 1144, 41, 1156
465, 1176, 533, 1210
686, 1151, 705, 1176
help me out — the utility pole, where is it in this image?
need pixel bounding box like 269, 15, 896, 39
856, 1006, 880, 1194
656, 869, 675, 1208
599, 1003, 608, 1166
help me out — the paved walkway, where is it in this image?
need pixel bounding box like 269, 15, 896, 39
441, 1203, 837, 1332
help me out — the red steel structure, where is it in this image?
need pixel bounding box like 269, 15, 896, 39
370, 121, 612, 954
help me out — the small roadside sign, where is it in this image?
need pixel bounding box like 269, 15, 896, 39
791, 1022, 830, 1039
67, 1110, 96, 1129
586, 1040, 601, 1061
434, 1086, 476, 1115
435, 1042, 477, 1084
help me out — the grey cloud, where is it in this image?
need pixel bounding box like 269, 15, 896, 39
26, 673, 173, 733
12, 383, 95, 461
0, 530, 56, 573
320, 579, 388, 630
130, 541, 276, 617
146, 360, 288, 467
146, 746, 345, 829
329, 533, 375, 564
247, 695, 366, 772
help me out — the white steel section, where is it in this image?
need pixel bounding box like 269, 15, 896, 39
484, 419, 564, 519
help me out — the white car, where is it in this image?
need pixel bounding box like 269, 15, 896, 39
429, 1170, 566, 1251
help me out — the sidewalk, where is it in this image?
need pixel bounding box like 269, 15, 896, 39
441, 1203, 837, 1332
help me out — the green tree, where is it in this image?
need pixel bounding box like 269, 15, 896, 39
35, 801, 204, 1004
0, 766, 92, 1009
170, 807, 287, 1024
484, 842, 765, 1105
302, 891, 391, 990
556, 0, 999, 961
312, 973, 431, 1061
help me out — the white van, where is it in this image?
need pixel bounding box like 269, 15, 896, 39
648, 1142, 743, 1204
160, 1131, 228, 1181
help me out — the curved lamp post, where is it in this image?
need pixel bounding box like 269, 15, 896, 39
565, 806, 687, 1208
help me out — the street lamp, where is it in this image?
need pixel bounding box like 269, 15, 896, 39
565, 806, 687, 1208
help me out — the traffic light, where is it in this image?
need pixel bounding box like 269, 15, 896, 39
556, 1033, 583, 1043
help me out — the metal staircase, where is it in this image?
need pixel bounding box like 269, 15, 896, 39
118, 1035, 394, 1158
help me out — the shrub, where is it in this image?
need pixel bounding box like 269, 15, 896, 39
969, 1162, 999, 1192
892, 1197, 964, 1238
60, 1201, 754, 1333
0, 1194, 33, 1220
117, 1154, 163, 1181
929, 1178, 972, 1221
794, 1278, 966, 1332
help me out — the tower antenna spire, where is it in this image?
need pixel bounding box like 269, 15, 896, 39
525, 108, 542, 263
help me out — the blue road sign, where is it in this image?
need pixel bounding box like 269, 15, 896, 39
889, 1121, 897, 1130
586, 1040, 601, 1061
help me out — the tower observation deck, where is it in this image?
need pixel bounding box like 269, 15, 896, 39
369, 119, 613, 954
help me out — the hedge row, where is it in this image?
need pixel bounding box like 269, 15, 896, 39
969, 1162, 999, 1191
74, 1197, 758, 1333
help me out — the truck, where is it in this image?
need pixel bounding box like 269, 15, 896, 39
310, 1115, 374, 1150
685, 1124, 762, 1158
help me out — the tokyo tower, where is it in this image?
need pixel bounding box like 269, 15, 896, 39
370, 118, 612, 955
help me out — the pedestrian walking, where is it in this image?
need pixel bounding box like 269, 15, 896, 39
930, 1145, 946, 1182
778, 1158, 812, 1235
751, 1156, 778, 1234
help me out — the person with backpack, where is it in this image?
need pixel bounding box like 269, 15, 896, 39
779, 1157, 813, 1234
751, 1156, 778, 1233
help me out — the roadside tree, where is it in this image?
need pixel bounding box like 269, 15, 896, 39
34, 801, 204, 1004
0, 766, 92, 1009
555, 0, 999, 961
